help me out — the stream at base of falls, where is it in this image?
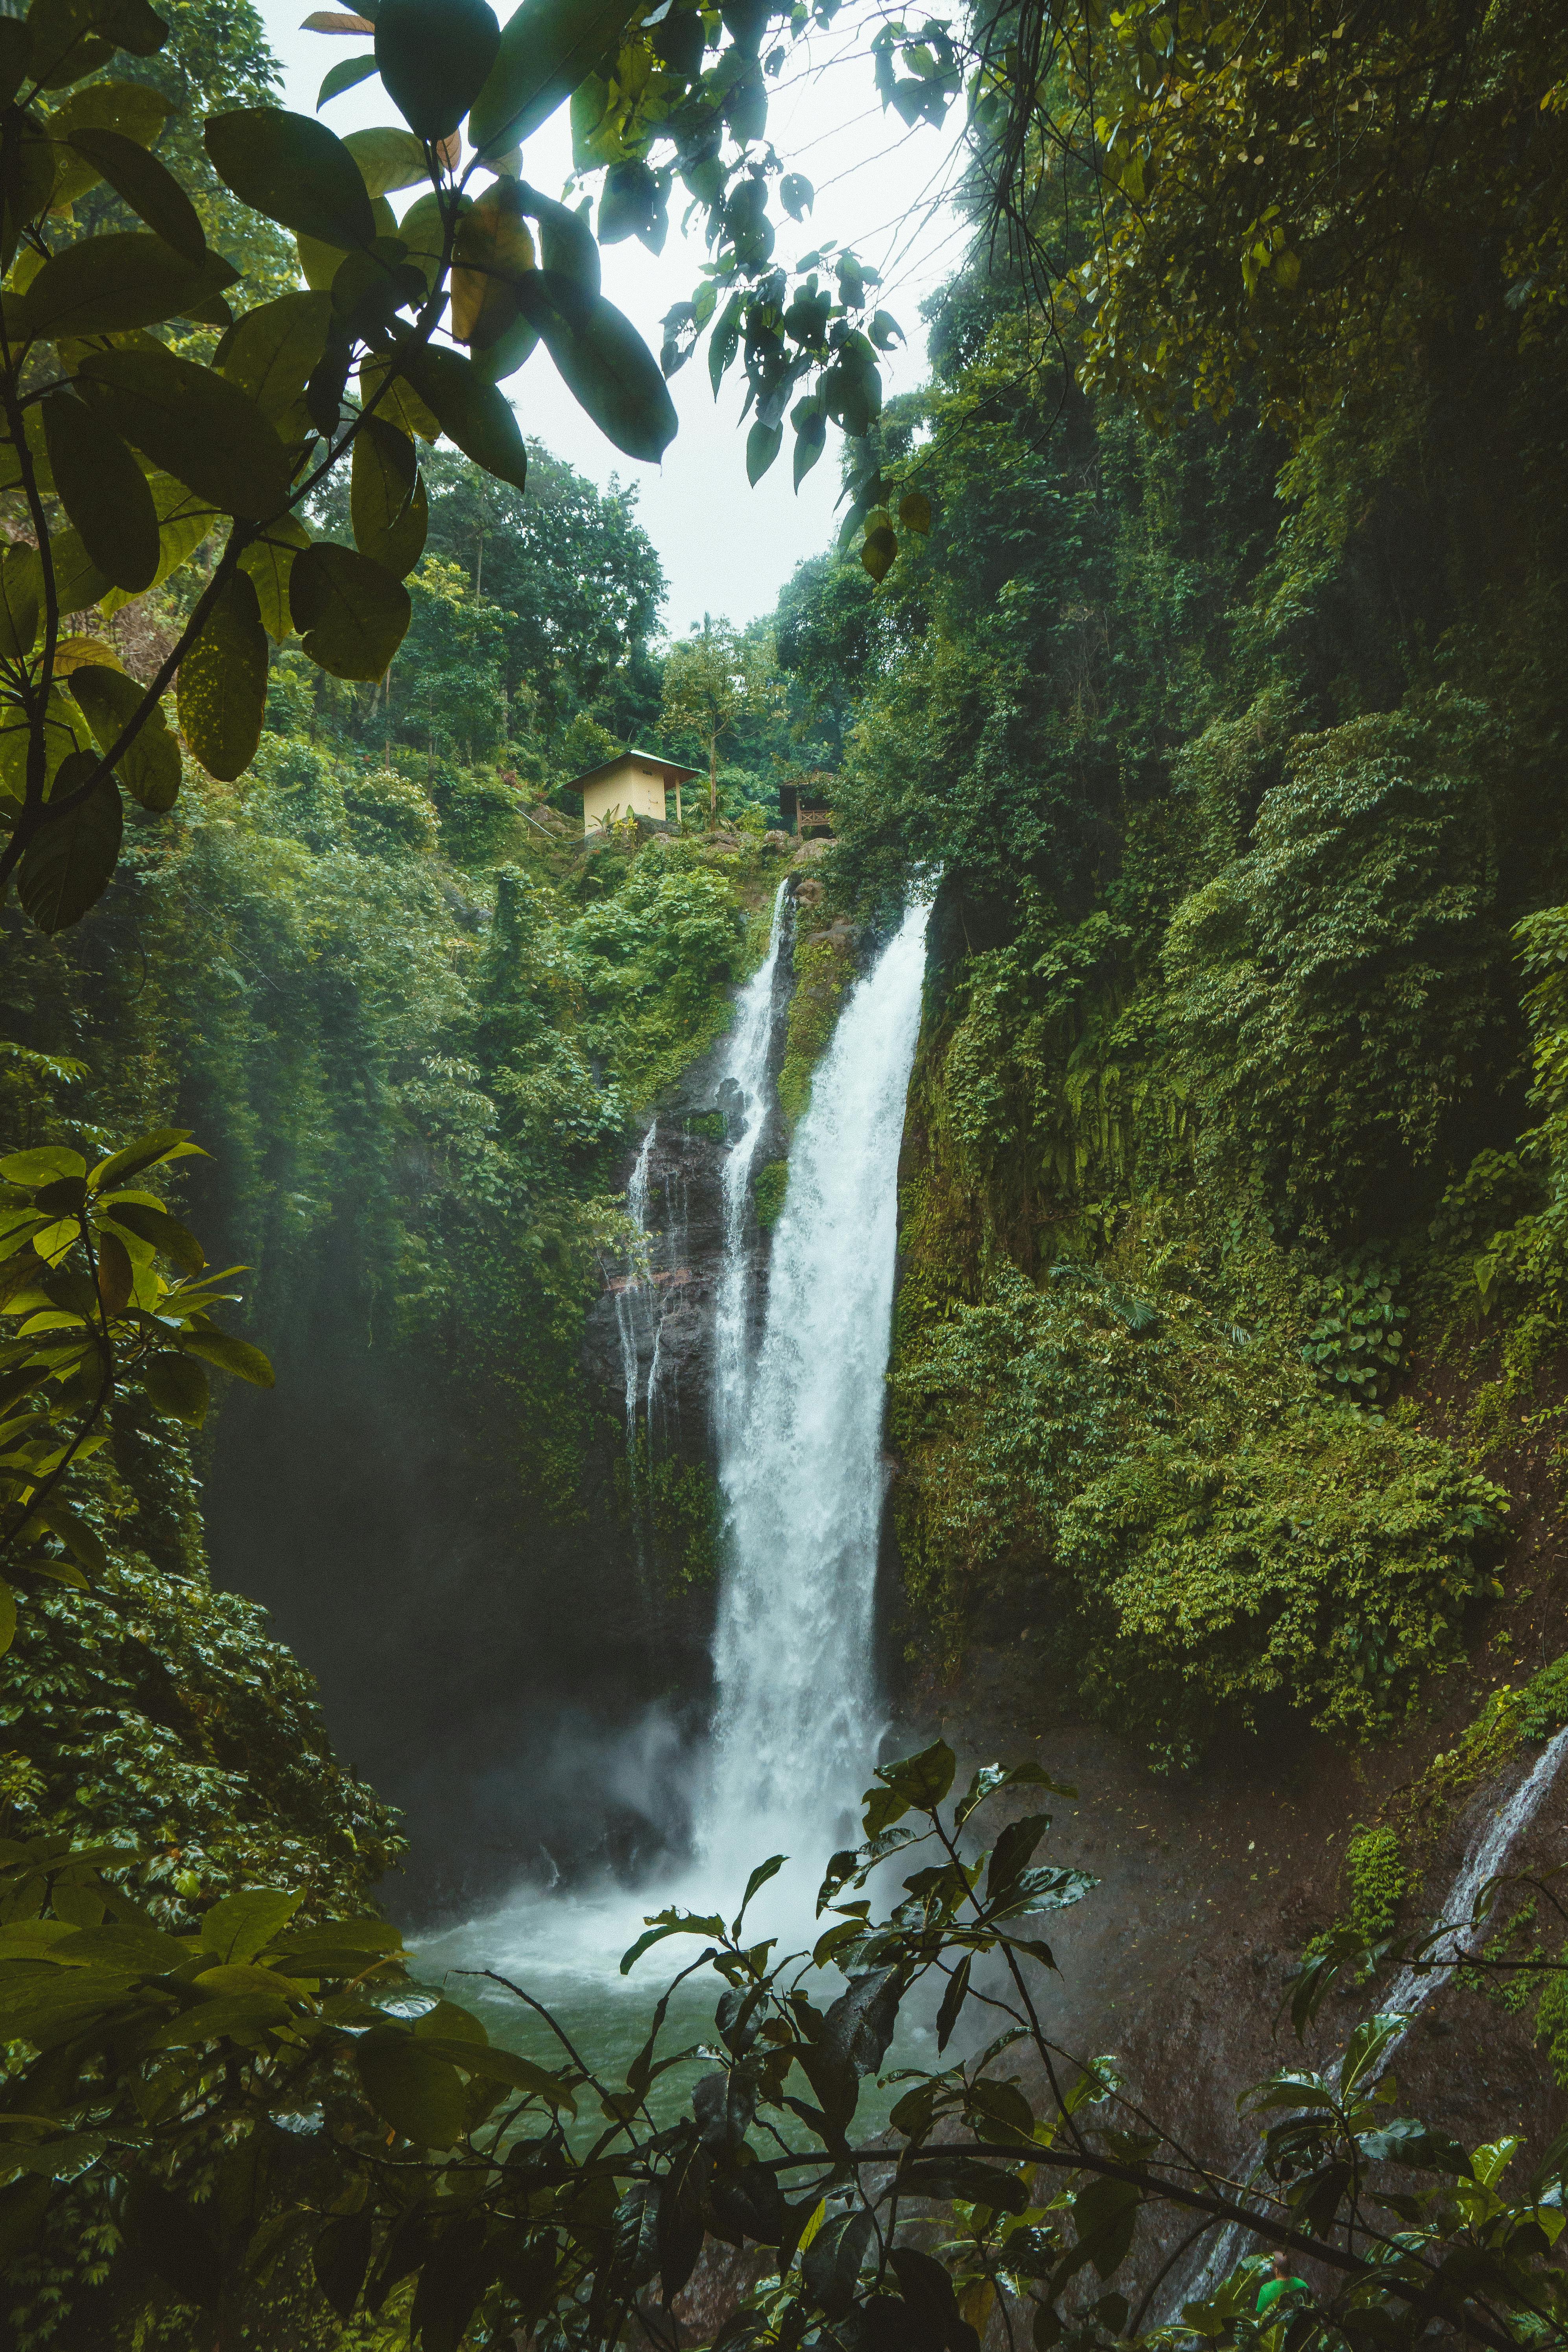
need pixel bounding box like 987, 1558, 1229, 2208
417, 894, 935, 2126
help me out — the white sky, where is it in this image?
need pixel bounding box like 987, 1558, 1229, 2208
258, 2, 970, 634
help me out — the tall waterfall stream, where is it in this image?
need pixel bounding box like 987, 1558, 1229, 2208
422, 892, 932, 2101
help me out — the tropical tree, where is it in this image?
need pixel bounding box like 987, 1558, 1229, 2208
660, 615, 782, 823
0, 0, 934, 948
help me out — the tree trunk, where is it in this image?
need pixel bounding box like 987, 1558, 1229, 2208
709, 741, 717, 821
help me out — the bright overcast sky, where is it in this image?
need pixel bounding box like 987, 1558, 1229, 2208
258, 2, 971, 635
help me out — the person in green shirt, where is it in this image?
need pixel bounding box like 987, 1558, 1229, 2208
1256, 2252, 1308, 2315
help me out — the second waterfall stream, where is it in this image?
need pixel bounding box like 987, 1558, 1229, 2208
424, 890, 933, 2044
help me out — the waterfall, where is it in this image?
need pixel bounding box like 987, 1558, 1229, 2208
703, 896, 932, 1877
1372, 1721, 1568, 2053
1166, 1722, 1568, 2315
425, 889, 930, 2017
612, 1122, 658, 1570
711, 880, 792, 1454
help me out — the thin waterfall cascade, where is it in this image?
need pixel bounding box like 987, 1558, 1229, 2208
1165, 1724, 1568, 2317
611, 1122, 661, 1570
1372, 1720, 1568, 2055
703, 896, 933, 1882
711, 880, 793, 1454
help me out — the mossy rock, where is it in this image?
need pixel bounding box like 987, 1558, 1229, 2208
778, 932, 854, 1129
754, 1160, 789, 1229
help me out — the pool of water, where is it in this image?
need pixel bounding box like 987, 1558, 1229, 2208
413, 1853, 940, 2147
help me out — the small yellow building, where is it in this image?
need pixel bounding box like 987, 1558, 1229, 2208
573, 751, 701, 836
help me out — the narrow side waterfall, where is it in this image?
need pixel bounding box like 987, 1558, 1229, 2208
1166, 1721, 1568, 2315
1373, 1721, 1568, 2052
703, 895, 932, 1876
712, 880, 792, 1455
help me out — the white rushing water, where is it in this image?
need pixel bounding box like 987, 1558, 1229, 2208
703, 894, 932, 1885
711, 879, 792, 1455
423, 889, 931, 2013
612, 1122, 658, 1572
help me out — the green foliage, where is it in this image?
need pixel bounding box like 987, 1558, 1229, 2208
1301, 1259, 1409, 1405
612, 1422, 718, 1590
567, 847, 751, 1103
891, 1175, 1504, 1764
2, 1469, 401, 1926
658, 616, 784, 822
1344, 1823, 1410, 1944
4, 1755, 1568, 2351
0, 0, 917, 935
777, 929, 852, 1130
1167, 694, 1517, 1234
753, 1157, 788, 1229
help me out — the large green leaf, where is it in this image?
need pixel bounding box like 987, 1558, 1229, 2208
142, 1350, 208, 1425
16, 763, 122, 935
409, 2035, 576, 2109
395, 343, 528, 489
66, 127, 204, 260
520, 177, 599, 292
181, 1331, 275, 1385
469, 0, 635, 159
68, 663, 179, 811
101, 474, 218, 614
451, 173, 535, 348
18, 232, 236, 337
470, 308, 538, 384
218, 290, 333, 419
239, 515, 311, 642
42, 388, 159, 590
289, 540, 410, 680
356, 2034, 469, 2147
200, 1887, 301, 1963
295, 191, 397, 290
343, 123, 428, 194
42, 526, 114, 614
395, 185, 459, 293
0, 19, 31, 111
0, 543, 39, 659
350, 416, 426, 575
96, 1196, 202, 1267
176, 569, 267, 779
76, 345, 293, 519
374, 0, 499, 141
0, 127, 56, 268
317, 51, 377, 109
530, 286, 675, 462
204, 108, 376, 250
45, 78, 172, 205
28, 0, 169, 91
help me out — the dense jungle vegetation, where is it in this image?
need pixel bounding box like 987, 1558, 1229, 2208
5, 0, 1568, 2343
780, 5, 1568, 1779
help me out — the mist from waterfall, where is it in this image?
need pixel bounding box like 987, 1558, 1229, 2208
702, 894, 932, 1883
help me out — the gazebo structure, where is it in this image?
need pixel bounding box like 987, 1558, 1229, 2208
778, 778, 834, 836
571, 749, 701, 836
